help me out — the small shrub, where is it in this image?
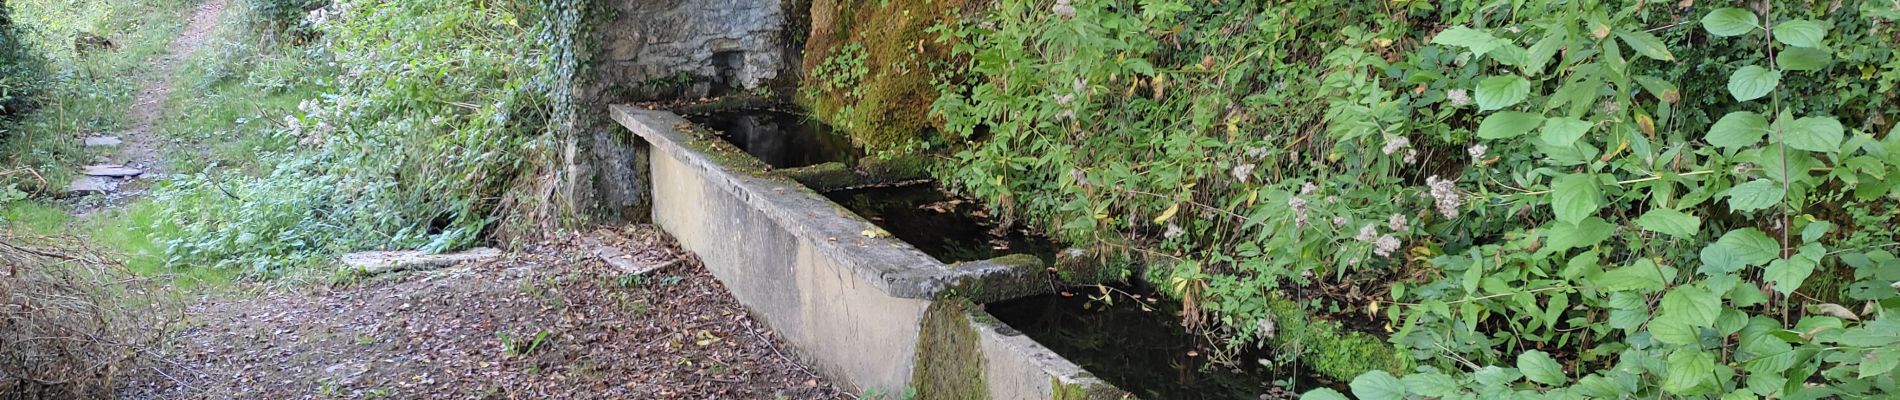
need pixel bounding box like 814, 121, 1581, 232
0, 231, 177, 398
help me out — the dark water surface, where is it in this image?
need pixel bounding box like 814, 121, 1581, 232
684, 109, 860, 169
822, 185, 1057, 264
986, 286, 1314, 399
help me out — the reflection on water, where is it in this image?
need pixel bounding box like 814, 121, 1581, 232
824, 184, 1057, 264
684, 109, 860, 169
987, 284, 1318, 399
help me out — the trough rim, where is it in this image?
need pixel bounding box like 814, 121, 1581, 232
611, 104, 1041, 299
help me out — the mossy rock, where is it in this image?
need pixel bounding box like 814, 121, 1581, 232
1264, 298, 1415, 381
801, 0, 983, 151
778, 162, 859, 191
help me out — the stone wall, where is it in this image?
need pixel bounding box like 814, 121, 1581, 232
564, 0, 797, 225
593, 0, 791, 100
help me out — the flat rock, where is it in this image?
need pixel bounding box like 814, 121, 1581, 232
340, 247, 504, 274
83, 136, 122, 147
580, 236, 677, 275
66, 176, 118, 196
83, 164, 142, 178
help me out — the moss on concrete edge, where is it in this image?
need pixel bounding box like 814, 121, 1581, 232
912, 300, 990, 400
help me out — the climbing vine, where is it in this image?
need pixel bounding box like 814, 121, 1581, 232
932, 0, 1900, 397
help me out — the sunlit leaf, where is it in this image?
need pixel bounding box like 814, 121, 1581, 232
1726, 179, 1785, 212
1477, 75, 1532, 111
1728, 65, 1779, 102
1707, 111, 1770, 150
1702, 8, 1761, 36
1636, 208, 1700, 238
1772, 20, 1828, 48
1478, 111, 1545, 139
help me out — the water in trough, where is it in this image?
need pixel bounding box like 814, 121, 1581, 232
684, 109, 860, 169
987, 284, 1323, 399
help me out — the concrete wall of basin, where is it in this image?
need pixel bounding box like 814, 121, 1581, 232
613, 105, 1128, 398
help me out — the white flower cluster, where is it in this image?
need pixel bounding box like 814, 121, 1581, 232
1383, 135, 1418, 164
1288, 196, 1310, 228
1053, 0, 1076, 18
1353, 213, 1407, 258
1426, 175, 1462, 218
1447, 89, 1471, 107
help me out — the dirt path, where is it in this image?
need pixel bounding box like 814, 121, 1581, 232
121, 227, 848, 399
111, 0, 226, 172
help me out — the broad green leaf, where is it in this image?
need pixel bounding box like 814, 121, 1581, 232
1739, 318, 1799, 382
1598, 259, 1671, 293
1776, 47, 1832, 71
1707, 111, 1770, 150
1401, 372, 1461, 397
1651, 314, 1703, 345
1717, 309, 1751, 336
1728, 65, 1780, 102
1764, 255, 1817, 296
1781, 116, 1844, 153
1524, 34, 1563, 76
1699, 228, 1780, 274
1616, 30, 1675, 61
1540, 117, 1592, 146
1609, 308, 1651, 329
1664, 349, 1719, 394
1299, 388, 1349, 400
1800, 220, 1833, 243
1551, 173, 1602, 224
1472, 365, 1523, 387
1726, 179, 1785, 212
1547, 217, 1615, 251
1478, 111, 1545, 139
1575, 375, 1627, 398
1861, 348, 1900, 379
1519, 350, 1569, 385
1635, 75, 1680, 103
1477, 75, 1532, 111
1662, 285, 1723, 326
1433, 26, 1506, 56
1702, 8, 1761, 36
1350, 370, 1407, 400
1636, 208, 1701, 238
1710, 228, 1778, 274
1772, 20, 1828, 48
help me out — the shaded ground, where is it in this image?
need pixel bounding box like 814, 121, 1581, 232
122, 226, 848, 399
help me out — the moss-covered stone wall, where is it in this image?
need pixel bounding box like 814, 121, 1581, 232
800, 0, 980, 151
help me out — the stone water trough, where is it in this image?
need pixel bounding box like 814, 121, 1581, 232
611, 105, 1129, 398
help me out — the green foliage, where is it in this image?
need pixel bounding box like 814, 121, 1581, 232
933, 0, 1900, 397
1, 0, 197, 193
801, 0, 975, 152
152, 0, 581, 270
0, 1, 47, 121
245, 0, 326, 40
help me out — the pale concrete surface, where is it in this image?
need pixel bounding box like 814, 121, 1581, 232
616, 104, 1126, 397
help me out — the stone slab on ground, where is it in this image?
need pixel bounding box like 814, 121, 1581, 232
83, 164, 142, 178
83, 136, 123, 147
66, 176, 119, 196
580, 235, 678, 275
340, 247, 504, 274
